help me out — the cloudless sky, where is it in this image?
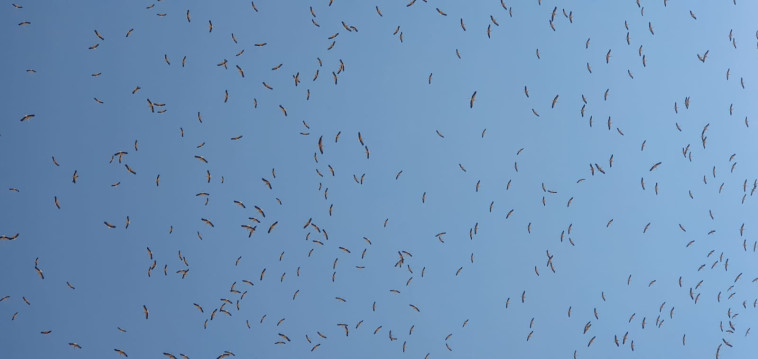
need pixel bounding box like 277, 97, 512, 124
1, 0, 758, 358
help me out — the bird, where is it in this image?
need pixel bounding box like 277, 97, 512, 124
34, 266, 44, 279
697, 50, 710, 62
0, 233, 19, 241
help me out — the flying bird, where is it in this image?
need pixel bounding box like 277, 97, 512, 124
697, 50, 710, 62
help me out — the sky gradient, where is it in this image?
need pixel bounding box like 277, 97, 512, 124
2, 1, 758, 358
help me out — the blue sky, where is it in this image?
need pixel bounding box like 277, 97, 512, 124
2, 0, 757, 358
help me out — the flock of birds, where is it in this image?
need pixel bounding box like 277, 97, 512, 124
3, 0, 758, 358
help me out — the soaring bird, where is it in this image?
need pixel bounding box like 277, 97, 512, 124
0, 233, 19, 240
34, 266, 44, 279
697, 50, 709, 62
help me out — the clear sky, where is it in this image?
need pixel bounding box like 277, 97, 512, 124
1, 0, 757, 358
